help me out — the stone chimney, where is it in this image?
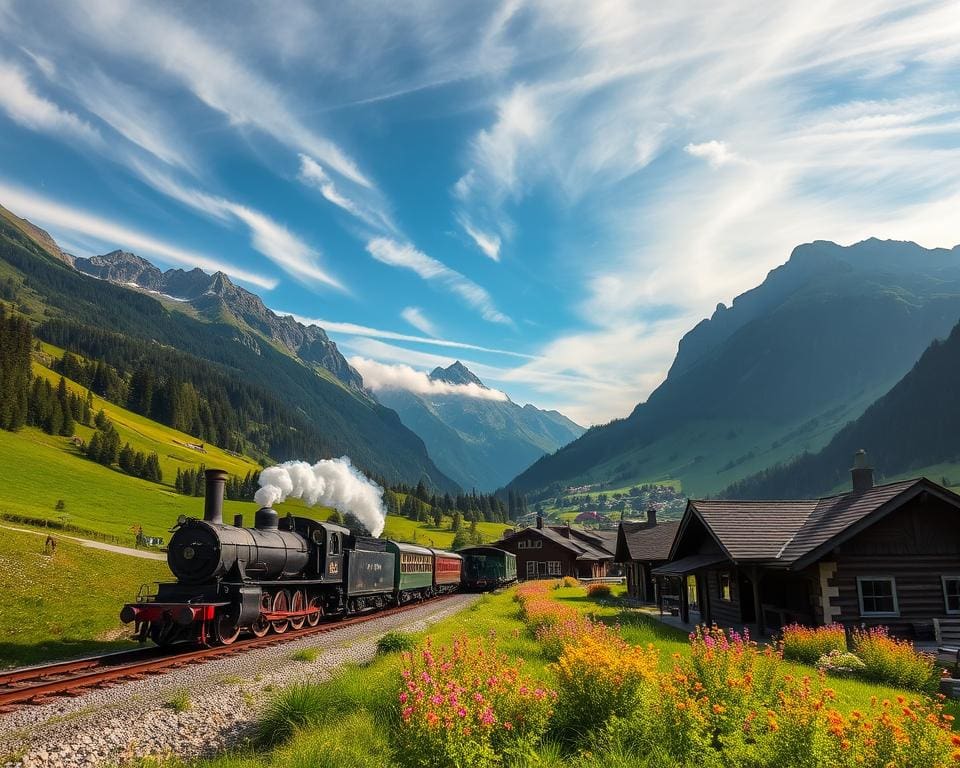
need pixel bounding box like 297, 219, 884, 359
536, 514, 543, 530
851, 449, 874, 492
646, 506, 658, 527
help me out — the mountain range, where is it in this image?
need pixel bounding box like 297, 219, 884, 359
509, 239, 960, 498
374, 361, 584, 491
1, 201, 585, 494
0, 203, 456, 490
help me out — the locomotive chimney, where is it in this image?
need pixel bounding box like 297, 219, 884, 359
203, 468, 228, 524
851, 449, 874, 492
255, 506, 279, 530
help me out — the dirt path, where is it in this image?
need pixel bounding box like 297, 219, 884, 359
0, 525, 166, 561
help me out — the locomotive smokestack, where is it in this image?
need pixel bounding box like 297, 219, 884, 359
203, 469, 228, 524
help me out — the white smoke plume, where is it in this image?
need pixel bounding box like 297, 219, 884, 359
349, 357, 509, 401
254, 457, 386, 537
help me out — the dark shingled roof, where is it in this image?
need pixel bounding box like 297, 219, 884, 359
617, 521, 680, 562
682, 478, 949, 568
495, 526, 614, 561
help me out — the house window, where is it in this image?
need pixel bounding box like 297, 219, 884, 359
943, 576, 960, 614
857, 576, 899, 616
526, 561, 537, 579
547, 561, 561, 576
517, 540, 542, 550
719, 572, 732, 602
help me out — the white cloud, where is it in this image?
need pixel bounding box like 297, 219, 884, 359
278, 312, 537, 360
134, 165, 343, 290
350, 357, 509, 401
0, 61, 100, 146
684, 140, 739, 168
297, 154, 395, 233
0, 180, 276, 290
366, 237, 511, 324
66, 0, 372, 188
400, 306, 437, 336
458, 214, 501, 261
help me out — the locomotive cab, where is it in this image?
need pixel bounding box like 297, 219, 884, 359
279, 516, 349, 581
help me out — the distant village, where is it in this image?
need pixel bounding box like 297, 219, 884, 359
519, 482, 685, 531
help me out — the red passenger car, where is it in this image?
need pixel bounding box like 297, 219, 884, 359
429, 548, 463, 595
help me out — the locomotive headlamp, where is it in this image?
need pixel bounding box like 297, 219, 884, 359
183, 546, 196, 560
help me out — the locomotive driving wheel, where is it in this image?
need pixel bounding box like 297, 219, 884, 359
271, 590, 290, 634
305, 596, 323, 627
213, 610, 240, 645
289, 590, 306, 630
250, 593, 271, 637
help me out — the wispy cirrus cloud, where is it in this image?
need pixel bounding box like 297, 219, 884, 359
400, 306, 437, 336
134, 166, 344, 290
685, 140, 739, 168
366, 237, 511, 325
0, 180, 276, 290
281, 313, 535, 359
0, 60, 100, 146
350, 357, 509, 401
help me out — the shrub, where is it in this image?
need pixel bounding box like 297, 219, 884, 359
290, 647, 319, 663
781, 623, 847, 665
377, 631, 416, 655
551, 626, 659, 740
586, 583, 612, 599
257, 683, 329, 746
555, 576, 579, 589
394, 634, 555, 768
165, 688, 192, 713
816, 650, 866, 678
851, 626, 941, 693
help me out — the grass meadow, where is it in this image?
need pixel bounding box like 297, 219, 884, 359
0, 525, 169, 668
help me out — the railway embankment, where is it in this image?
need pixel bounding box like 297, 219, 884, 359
0, 594, 478, 768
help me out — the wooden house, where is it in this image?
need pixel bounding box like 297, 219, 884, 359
493, 516, 615, 580
653, 452, 960, 639
614, 509, 680, 603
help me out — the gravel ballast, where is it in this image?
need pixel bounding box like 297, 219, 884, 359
0, 594, 479, 768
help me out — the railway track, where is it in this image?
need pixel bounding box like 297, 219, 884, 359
0, 596, 454, 712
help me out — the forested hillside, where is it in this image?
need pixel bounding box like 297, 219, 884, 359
723, 318, 960, 499
0, 208, 456, 491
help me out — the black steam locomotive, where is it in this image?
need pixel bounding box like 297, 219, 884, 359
121, 469, 513, 647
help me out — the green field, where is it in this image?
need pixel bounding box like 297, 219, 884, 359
0, 525, 169, 668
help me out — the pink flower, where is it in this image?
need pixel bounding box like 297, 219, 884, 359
399, 692, 408, 704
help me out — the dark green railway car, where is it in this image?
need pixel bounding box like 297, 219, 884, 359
458, 546, 518, 591
385, 541, 434, 602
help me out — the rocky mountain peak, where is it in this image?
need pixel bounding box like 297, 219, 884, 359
73, 249, 364, 392
429, 361, 486, 388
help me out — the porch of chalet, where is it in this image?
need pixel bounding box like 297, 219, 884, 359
650, 554, 815, 640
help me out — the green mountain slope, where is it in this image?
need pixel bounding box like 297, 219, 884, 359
509, 238, 960, 498
723, 317, 960, 498
0, 204, 457, 491
375, 362, 584, 490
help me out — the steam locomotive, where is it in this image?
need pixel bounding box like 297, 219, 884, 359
121, 469, 515, 646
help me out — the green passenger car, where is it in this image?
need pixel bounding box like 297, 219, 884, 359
458, 546, 518, 591
384, 540, 434, 601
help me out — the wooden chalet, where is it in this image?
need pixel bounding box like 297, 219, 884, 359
653, 452, 960, 639
493, 516, 615, 580
614, 508, 680, 603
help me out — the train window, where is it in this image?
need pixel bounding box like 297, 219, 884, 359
330, 533, 341, 556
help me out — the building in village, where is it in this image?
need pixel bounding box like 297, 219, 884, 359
653, 451, 960, 639
614, 508, 680, 602
492, 516, 615, 579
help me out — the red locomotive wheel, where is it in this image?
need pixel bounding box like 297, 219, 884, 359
305, 596, 323, 627
289, 590, 306, 630
271, 591, 290, 634
250, 593, 271, 637
214, 611, 240, 645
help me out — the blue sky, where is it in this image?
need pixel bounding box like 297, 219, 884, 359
1, 1, 959, 425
